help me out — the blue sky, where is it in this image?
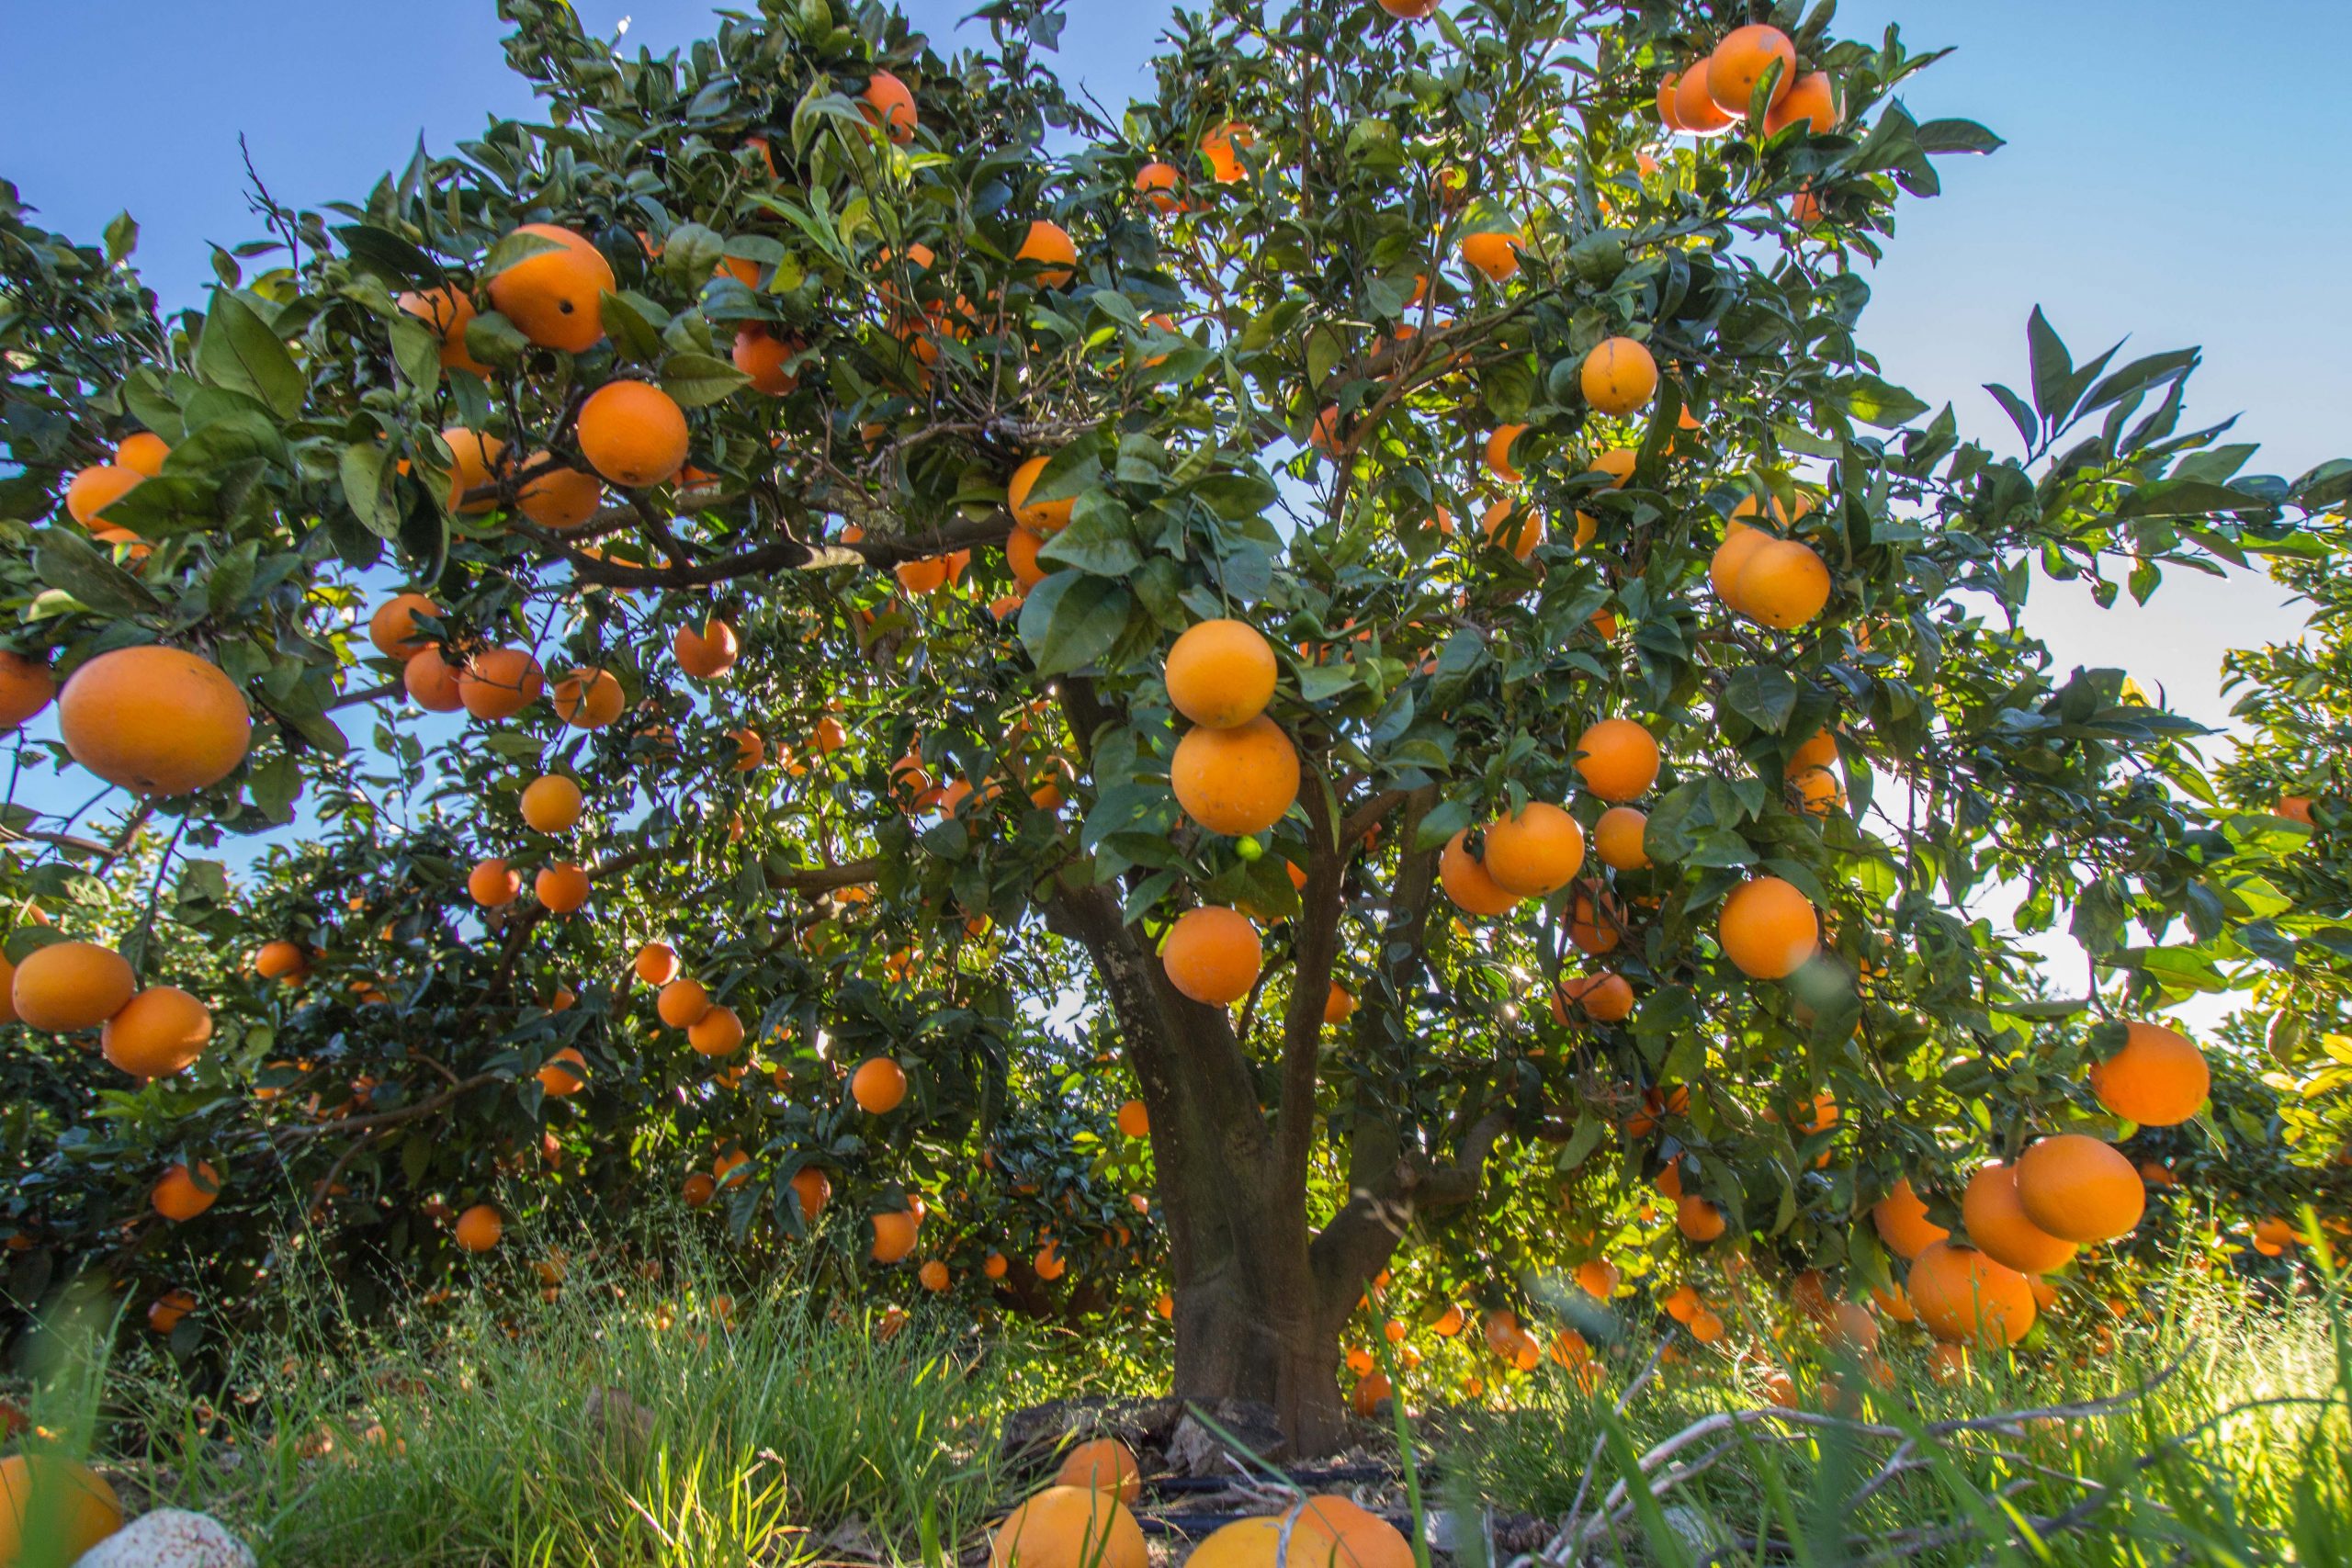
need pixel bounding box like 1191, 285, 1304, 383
3, 2, 2339, 1017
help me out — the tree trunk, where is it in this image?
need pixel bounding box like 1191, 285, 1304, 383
1169, 1237, 1351, 1458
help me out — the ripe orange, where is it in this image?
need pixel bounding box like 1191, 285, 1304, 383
917, 1259, 951, 1293
1170, 715, 1300, 836
1575, 717, 1660, 802
368, 593, 440, 660
1376, 0, 1439, 15
1482, 801, 1585, 896
1672, 63, 1736, 134
1706, 24, 1798, 116
1906, 1241, 2035, 1347
1736, 538, 1831, 629
1717, 876, 1819, 979
1017, 220, 1079, 288
486, 223, 615, 353
0, 1454, 124, 1563
520, 774, 583, 833
468, 858, 520, 908
1166, 619, 1277, 729
1568, 891, 1623, 954
1480, 500, 1544, 558
790, 1167, 831, 1223
1006, 525, 1050, 590
397, 286, 491, 375
1594, 806, 1650, 871
1581, 337, 1657, 417
1440, 830, 1521, 916
1486, 423, 1528, 482
1764, 71, 1838, 136
1009, 455, 1077, 533
254, 940, 308, 982
12, 941, 134, 1033
515, 454, 603, 529
0, 651, 54, 730
100, 986, 212, 1076
1056, 1438, 1143, 1504
1656, 72, 1689, 133
1870, 1178, 1950, 1260
1323, 983, 1356, 1025
537, 1047, 588, 1097
535, 863, 590, 913
1201, 122, 1254, 183
404, 649, 465, 712
1709, 521, 1770, 614
2014, 1135, 2144, 1244
1460, 231, 1521, 282
148, 1290, 197, 1334
2252, 1216, 2299, 1256
579, 381, 689, 488
57, 646, 251, 795
455, 1203, 503, 1253
440, 427, 506, 514
989, 1485, 1147, 1568
65, 464, 143, 531
1676, 1195, 1726, 1242
658, 978, 712, 1029
153, 1160, 221, 1222
635, 942, 679, 987
689, 1005, 744, 1056
1116, 1099, 1150, 1138
683, 1171, 718, 1208
1134, 161, 1184, 211
1160, 906, 1261, 1005
1557, 972, 1634, 1023
853, 1056, 910, 1112
458, 647, 544, 720
2087, 1020, 2210, 1126
1588, 447, 1637, 488
1962, 1162, 2078, 1274
115, 430, 173, 477
871, 1208, 920, 1263
862, 71, 919, 143
733, 324, 804, 395
673, 617, 740, 679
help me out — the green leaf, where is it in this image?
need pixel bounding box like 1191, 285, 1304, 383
1017, 572, 1135, 678
1724, 667, 1800, 732
1914, 118, 2005, 154
206, 539, 261, 618
1191, 471, 1278, 520
36, 534, 163, 617
195, 289, 305, 419
478, 228, 565, 281
334, 223, 443, 286
660, 352, 751, 409
389, 316, 442, 391
103, 210, 140, 265
1842, 374, 1928, 429
1039, 492, 1142, 578
462, 310, 531, 370
602, 289, 673, 364
2114, 479, 2264, 520
2026, 306, 2072, 424
339, 442, 401, 538
1414, 797, 1472, 852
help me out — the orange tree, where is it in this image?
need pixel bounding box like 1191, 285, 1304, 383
2, 0, 2346, 1449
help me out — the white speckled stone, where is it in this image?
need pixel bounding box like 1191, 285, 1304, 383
73, 1508, 255, 1568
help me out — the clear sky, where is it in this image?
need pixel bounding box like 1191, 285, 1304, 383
3, 2, 2339, 1019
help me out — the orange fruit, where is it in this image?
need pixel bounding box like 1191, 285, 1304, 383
1323, 984, 1356, 1025
440, 427, 505, 513
1580, 337, 1657, 417
1870, 1178, 1950, 1260
635, 942, 680, 987
1709, 522, 1770, 614
455, 1203, 503, 1253
1009, 455, 1077, 533
1439, 830, 1521, 916
149, 1290, 197, 1334
535, 863, 590, 913
1672, 63, 1736, 134
57, 646, 251, 795
404, 649, 465, 712
553, 668, 623, 728
1482, 801, 1585, 896
729, 728, 766, 772
674, 617, 740, 679
520, 774, 583, 833
1962, 1162, 2078, 1275
871, 1209, 920, 1263
537, 1047, 588, 1096
1707, 24, 1797, 117
2252, 1216, 2299, 1255
1007, 525, 1049, 589
790, 1167, 831, 1222
1375, 0, 1439, 15
733, 324, 804, 395
0, 651, 55, 730
0, 1455, 123, 1563
153, 1160, 221, 1222
1486, 423, 1528, 482
1201, 122, 1254, 183
1567, 891, 1623, 954
1160, 906, 1261, 1005
397, 286, 491, 375
515, 455, 604, 529
1480, 500, 1543, 558
1588, 447, 1637, 488
458, 647, 544, 720
468, 858, 520, 908
1905, 1241, 2035, 1347
688, 1006, 744, 1056
65, 465, 143, 531
1116, 1099, 1150, 1138
918, 1259, 951, 1292
658, 978, 712, 1029
1717, 876, 1818, 979
989, 1485, 1147, 1568
1460, 231, 1522, 281
579, 380, 689, 488
100, 986, 212, 1076
1736, 538, 1831, 629
1593, 805, 1650, 871
1166, 619, 1277, 729
853, 1056, 910, 1112
12, 941, 134, 1033
1676, 1195, 1726, 1242
1134, 161, 1184, 212
368, 593, 440, 660
1557, 972, 1633, 1023
115, 431, 172, 477
1656, 72, 1689, 132
683, 1172, 718, 1209
485, 223, 615, 353
1574, 717, 1660, 802
254, 940, 308, 982
1764, 71, 1838, 136
1689, 1309, 1725, 1343
1055, 1438, 1142, 1504
2087, 1020, 2210, 1126
2014, 1135, 2144, 1244
1170, 715, 1300, 836
861, 71, 919, 144
1017, 220, 1079, 288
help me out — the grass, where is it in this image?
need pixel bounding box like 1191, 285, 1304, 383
8, 1224, 2348, 1565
